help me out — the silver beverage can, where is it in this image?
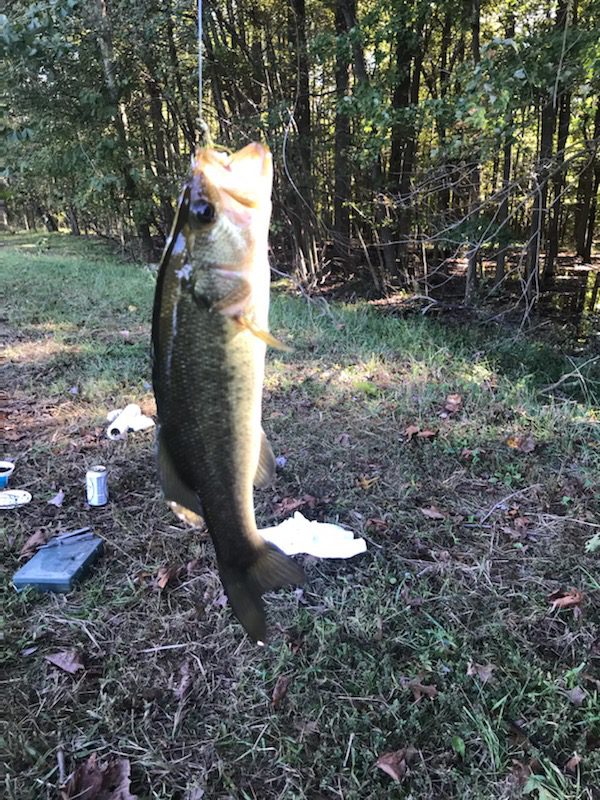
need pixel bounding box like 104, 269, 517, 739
86, 465, 109, 506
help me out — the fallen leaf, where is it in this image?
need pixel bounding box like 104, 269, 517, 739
367, 517, 388, 532
548, 589, 584, 612
420, 505, 447, 520
338, 433, 351, 447
564, 686, 587, 706
274, 495, 315, 515
565, 753, 582, 773
272, 675, 290, 708
416, 429, 437, 440
443, 393, 463, 414
174, 660, 193, 701
375, 746, 418, 782
46, 650, 84, 675
185, 789, 205, 800
294, 719, 319, 737
48, 489, 65, 507
20, 530, 47, 559
155, 565, 178, 590
408, 680, 438, 703
186, 558, 202, 577
61, 753, 137, 800
358, 474, 380, 490
467, 661, 496, 684
404, 424, 420, 440
506, 433, 536, 453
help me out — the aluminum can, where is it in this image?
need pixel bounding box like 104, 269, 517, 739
86, 465, 109, 506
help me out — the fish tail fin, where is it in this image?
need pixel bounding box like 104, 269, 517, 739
219, 543, 305, 643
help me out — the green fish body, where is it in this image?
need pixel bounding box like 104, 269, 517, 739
152, 144, 304, 642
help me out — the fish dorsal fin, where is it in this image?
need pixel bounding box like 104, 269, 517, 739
254, 430, 276, 488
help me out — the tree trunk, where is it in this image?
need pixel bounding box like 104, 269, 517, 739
465, 0, 481, 303
67, 205, 80, 236
495, 13, 515, 287
526, 99, 556, 304
334, 0, 351, 256
574, 101, 600, 259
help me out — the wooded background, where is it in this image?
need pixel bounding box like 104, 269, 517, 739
3, 0, 599, 306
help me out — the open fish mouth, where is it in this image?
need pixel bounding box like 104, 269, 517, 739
191, 143, 272, 212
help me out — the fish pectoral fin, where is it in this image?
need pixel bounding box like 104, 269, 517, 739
236, 314, 292, 352
158, 434, 204, 527
219, 544, 305, 642
254, 430, 276, 489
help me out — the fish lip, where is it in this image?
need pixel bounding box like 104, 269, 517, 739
190, 144, 272, 212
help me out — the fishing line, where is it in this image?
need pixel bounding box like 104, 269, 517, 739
196, 0, 210, 146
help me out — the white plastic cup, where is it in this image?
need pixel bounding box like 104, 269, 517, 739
0, 461, 15, 489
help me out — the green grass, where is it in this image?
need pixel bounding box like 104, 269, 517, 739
1, 232, 599, 799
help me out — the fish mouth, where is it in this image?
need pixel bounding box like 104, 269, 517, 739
191, 143, 272, 213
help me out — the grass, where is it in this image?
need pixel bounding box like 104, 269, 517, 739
1, 232, 599, 800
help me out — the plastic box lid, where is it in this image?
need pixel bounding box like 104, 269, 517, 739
12, 534, 104, 593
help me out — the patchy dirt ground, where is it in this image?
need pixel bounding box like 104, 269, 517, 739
1, 233, 599, 800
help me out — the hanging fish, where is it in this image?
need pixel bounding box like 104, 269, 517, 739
152, 143, 304, 642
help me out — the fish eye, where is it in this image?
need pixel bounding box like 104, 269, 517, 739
192, 200, 215, 223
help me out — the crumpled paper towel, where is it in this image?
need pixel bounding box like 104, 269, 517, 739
106, 403, 155, 440
259, 512, 367, 558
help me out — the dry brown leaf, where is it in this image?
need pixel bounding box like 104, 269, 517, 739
274, 495, 316, 515
61, 753, 137, 800
272, 675, 290, 709
564, 686, 587, 706
357, 474, 380, 490
408, 680, 438, 703
20, 530, 47, 559
416, 429, 437, 440
565, 753, 582, 773
155, 565, 178, 590
46, 650, 84, 675
404, 424, 420, 440
549, 589, 584, 611
420, 505, 447, 520
506, 433, 536, 453
444, 393, 463, 413
367, 517, 388, 532
467, 661, 496, 684
375, 746, 418, 782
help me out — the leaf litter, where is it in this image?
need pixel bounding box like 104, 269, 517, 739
60, 753, 137, 800
375, 746, 419, 782
46, 650, 85, 675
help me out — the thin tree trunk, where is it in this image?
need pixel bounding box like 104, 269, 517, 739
495, 13, 515, 287
465, 0, 481, 302
575, 101, 600, 259
334, 0, 351, 256
67, 205, 80, 236
526, 99, 555, 304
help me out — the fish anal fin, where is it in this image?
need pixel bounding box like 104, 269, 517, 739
254, 430, 276, 488
218, 543, 305, 642
158, 434, 204, 527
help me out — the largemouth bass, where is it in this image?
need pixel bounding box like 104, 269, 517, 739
152, 143, 304, 642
